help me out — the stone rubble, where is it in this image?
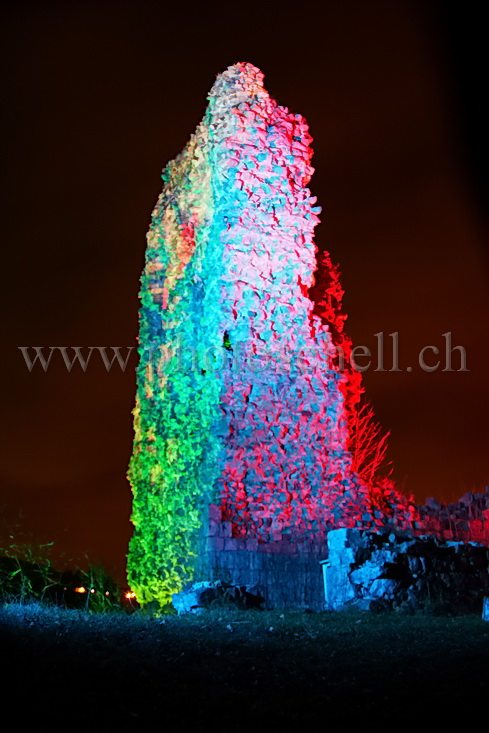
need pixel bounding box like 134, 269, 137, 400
172, 580, 264, 614
324, 528, 489, 614
418, 488, 489, 545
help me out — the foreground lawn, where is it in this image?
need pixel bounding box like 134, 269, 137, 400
2, 602, 489, 730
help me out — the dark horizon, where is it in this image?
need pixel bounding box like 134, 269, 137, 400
1, 1, 487, 583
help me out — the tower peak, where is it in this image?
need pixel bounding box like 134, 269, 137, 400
207, 62, 268, 106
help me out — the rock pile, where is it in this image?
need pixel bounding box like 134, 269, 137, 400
324, 528, 489, 614
172, 580, 264, 614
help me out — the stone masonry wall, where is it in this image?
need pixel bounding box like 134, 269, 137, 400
127, 62, 417, 607
196, 507, 489, 614
325, 527, 489, 614
418, 489, 489, 545
195, 504, 327, 611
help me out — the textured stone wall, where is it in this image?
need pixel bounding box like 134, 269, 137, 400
325, 528, 489, 614
196, 505, 327, 611
127, 62, 414, 606
196, 508, 489, 613
417, 489, 489, 545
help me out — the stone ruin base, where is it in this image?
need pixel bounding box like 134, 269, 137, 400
195, 504, 327, 611
325, 527, 489, 614
194, 506, 489, 614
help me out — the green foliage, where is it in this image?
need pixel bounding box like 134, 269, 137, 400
0, 531, 123, 613
77, 564, 122, 613
0, 540, 57, 604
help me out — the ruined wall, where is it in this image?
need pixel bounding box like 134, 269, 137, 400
196, 507, 489, 613
418, 489, 489, 545
127, 62, 412, 606
325, 528, 489, 614
195, 505, 327, 611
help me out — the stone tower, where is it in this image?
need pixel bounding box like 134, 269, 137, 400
127, 63, 408, 606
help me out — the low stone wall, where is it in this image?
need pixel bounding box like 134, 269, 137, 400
417, 488, 489, 544
195, 505, 327, 611
196, 506, 489, 614
325, 528, 489, 614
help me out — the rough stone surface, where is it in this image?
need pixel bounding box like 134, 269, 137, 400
325, 528, 489, 614
418, 488, 489, 545
172, 580, 264, 614
196, 505, 327, 610
127, 62, 420, 606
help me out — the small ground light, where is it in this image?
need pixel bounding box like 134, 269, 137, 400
75, 587, 86, 594
125, 591, 136, 599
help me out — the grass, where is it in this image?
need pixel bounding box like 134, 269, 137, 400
2, 600, 489, 731
0, 536, 124, 611
2, 534, 489, 729
0, 540, 58, 603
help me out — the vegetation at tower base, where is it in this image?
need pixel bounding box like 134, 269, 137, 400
127, 63, 413, 608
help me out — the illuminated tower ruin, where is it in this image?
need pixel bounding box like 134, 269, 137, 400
127, 63, 411, 606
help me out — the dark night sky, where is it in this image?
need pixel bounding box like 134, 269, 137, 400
1, 1, 487, 582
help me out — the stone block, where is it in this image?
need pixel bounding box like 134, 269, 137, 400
208, 504, 222, 522
245, 538, 259, 552
327, 528, 365, 553
350, 562, 382, 586
323, 564, 356, 610
370, 549, 398, 565
260, 543, 277, 553
369, 578, 398, 598
328, 546, 356, 567
218, 552, 236, 569
208, 537, 224, 551
278, 542, 297, 555
219, 521, 233, 538
224, 539, 239, 551
248, 552, 262, 570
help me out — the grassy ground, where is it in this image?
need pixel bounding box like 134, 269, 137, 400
2, 601, 489, 731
